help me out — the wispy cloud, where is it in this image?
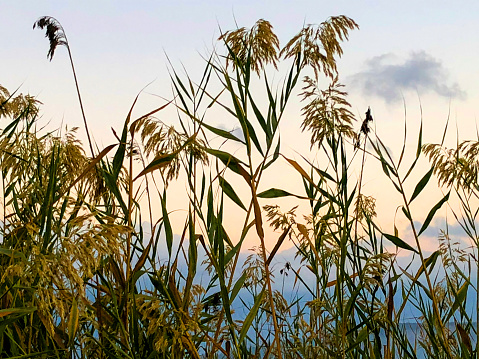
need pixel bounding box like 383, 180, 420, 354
350, 51, 465, 103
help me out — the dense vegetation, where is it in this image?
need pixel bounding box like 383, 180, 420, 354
0, 15, 477, 358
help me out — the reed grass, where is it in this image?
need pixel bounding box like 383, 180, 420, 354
0, 15, 476, 358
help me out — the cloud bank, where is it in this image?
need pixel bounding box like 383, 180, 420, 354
350, 51, 465, 103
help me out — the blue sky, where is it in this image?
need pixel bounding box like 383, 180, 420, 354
3, 1, 479, 252
3, 1, 478, 135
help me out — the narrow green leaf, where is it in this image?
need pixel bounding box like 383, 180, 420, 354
173, 71, 193, 101
201, 121, 245, 143
184, 212, 198, 310
134, 152, 176, 180
239, 286, 266, 344
383, 233, 418, 253
345, 283, 363, 318
248, 92, 271, 141
188, 230, 197, 280
251, 189, 264, 239
414, 250, 441, 280
257, 188, 292, 198
0, 307, 36, 318
264, 137, 280, 169
403, 269, 433, 299
225, 62, 261, 159
67, 298, 79, 346
131, 237, 153, 277
161, 191, 173, 256
416, 118, 423, 158
219, 176, 246, 211
207, 185, 214, 230
418, 192, 450, 236
135, 133, 196, 180
2, 115, 21, 137
346, 325, 369, 353
403, 120, 423, 180
257, 188, 309, 200
222, 72, 251, 153
401, 206, 412, 221
409, 167, 434, 203
446, 281, 469, 322
244, 117, 264, 156
230, 272, 247, 302
112, 95, 139, 178
200, 173, 206, 205
265, 76, 278, 130
205, 148, 250, 182
102, 169, 128, 216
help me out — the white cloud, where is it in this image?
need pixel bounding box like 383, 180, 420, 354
350, 51, 465, 103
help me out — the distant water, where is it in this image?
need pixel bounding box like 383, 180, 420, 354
379, 322, 478, 358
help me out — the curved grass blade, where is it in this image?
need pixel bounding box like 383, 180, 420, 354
135, 134, 196, 180
257, 188, 309, 200
251, 187, 264, 239
239, 286, 266, 344
205, 148, 251, 182
266, 225, 291, 266
67, 297, 79, 346
418, 191, 450, 236
446, 281, 469, 323
415, 250, 441, 279
133, 152, 177, 181
383, 233, 418, 253
264, 137, 280, 169
161, 191, 173, 256
201, 121, 245, 143
230, 272, 247, 302
0, 307, 37, 318
219, 176, 246, 210
409, 167, 434, 204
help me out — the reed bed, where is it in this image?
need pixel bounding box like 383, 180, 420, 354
0, 15, 476, 358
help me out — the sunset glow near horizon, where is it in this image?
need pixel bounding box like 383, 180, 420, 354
3, 1, 479, 255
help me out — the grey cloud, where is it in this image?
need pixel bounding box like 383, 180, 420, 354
231, 127, 244, 141
217, 124, 245, 142
350, 51, 465, 103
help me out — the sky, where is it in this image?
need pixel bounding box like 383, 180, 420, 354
3, 1, 479, 253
